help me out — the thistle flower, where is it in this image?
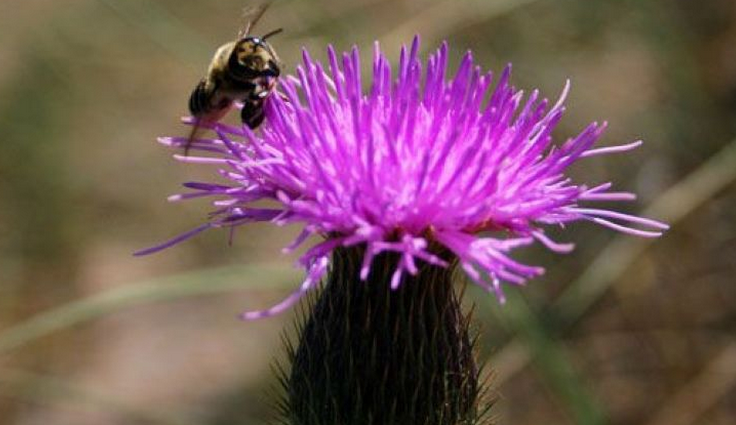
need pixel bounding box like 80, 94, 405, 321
139, 36, 667, 319
139, 36, 669, 425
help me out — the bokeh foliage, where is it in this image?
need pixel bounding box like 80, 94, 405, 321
1, 1, 735, 424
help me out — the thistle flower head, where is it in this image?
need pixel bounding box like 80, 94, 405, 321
140, 36, 667, 318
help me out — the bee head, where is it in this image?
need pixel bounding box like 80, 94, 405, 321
229, 35, 281, 81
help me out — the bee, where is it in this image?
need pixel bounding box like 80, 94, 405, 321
185, 4, 282, 154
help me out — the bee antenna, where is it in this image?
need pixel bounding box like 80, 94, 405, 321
262, 28, 283, 40
239, 2, 271, 38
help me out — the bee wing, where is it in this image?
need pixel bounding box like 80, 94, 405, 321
238, 2, 272, 38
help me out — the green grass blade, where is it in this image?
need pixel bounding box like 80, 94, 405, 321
0, 263, 299, 354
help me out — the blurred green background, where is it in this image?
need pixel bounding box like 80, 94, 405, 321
1, 0, 735, 424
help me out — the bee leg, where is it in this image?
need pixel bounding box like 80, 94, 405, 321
277, 91, 290, 103
241, 100, 265, 129
184, 120, 202, 156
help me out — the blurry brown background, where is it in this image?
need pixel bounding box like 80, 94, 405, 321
1, 0, 735, 424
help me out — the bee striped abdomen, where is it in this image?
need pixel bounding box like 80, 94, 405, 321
188, 79, 213, 116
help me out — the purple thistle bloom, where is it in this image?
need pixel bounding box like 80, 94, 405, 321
139, 36, 667, 319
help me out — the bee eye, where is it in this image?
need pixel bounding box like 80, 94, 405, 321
267, 60, 280, 77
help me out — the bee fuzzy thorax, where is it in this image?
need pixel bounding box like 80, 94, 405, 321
230, 38, 281, 78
